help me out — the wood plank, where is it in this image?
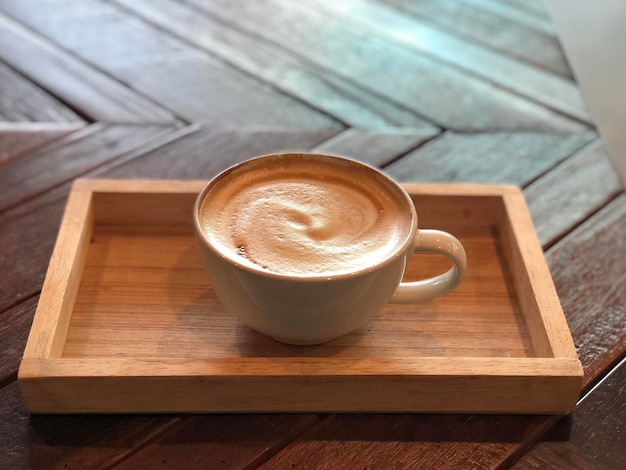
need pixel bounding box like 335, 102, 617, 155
500, 0, 551, 18
502, 0, 551, 18
0, 374, 318, 469
382, 0, 571, 78
112, 0, 436, 130
384, 131, 596, 185
0, 123, 83, 166
112, 415, 321, 469
547, 196, 626, 388
0, 189, 70, 314
100, 128, 340, 180
0, 60, 82, 122
1, 123, 104, 170
0, 0, 342, 128
524, 139, 623, 247
307, 0, 588, 123
0, 12, 177, 124
22, 184, 94, 361
313, 128, 440, 166
461, 0, 555, 35
0, 124, 179, 212
0, 378, 316, 470
182, 0, 588, 132
0, 0, 188, 70
0, 382, 182, 470
0, 295, 38, 387
511, 359, 626, 470
259, 413, 554, 469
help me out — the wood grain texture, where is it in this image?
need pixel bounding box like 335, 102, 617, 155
113, 414, 321, 470
0, 382, 181, 470
0, 379, 315, 470
0, 295, 38, 387
18, 357, 581, 415
0, 0, 341, 128
308, 0, 589, 123
182, 0, 588, 131
511, 359, 626, 470
547, 196, 626, 390
313, 128, 440, 167
382, 0, 571, 78
0, 123, 83, 166
259, 412, 554, 470
385, 131, 597, 185
0, 12, 176, 124
112, 0, 437, 130
0, 60, 82, 122
498, 188, 578, 360
525, 139, 624, 247
501, 0, 551, 18
461, 0, 555, 35
0, 124, 178, 212
0, 189, 69, 313
21, 184, 94, 361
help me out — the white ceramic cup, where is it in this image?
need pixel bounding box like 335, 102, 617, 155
194, 153, 466, 345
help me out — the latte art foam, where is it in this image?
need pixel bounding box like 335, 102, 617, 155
200, 157, 410, 276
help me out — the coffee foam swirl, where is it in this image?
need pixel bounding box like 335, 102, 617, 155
200, 158, 410, 276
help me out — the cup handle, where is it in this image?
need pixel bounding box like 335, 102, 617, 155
391, 229, 467, 303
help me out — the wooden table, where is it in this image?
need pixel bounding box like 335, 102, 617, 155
0, 0, 623, 468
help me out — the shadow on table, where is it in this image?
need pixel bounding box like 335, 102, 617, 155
289, 413, 572, 444
19, 410, 573, 469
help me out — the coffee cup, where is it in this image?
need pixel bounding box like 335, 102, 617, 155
193, 153, 466, 345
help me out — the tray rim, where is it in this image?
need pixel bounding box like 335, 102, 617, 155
18, 179, 583, 414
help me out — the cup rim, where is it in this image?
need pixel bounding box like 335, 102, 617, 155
193, 152, 418, 281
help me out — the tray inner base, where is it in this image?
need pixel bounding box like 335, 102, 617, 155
63, 194, 534, 359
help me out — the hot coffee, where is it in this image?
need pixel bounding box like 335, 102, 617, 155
198, 154, 411, 276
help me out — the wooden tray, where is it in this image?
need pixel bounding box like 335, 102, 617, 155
18, 179, 583, 414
